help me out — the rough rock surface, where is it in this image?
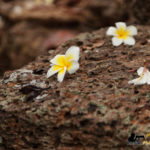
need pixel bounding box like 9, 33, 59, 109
0, 25, 150, 150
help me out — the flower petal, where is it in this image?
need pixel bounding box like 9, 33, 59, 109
112, 37, 123, 46
140, 74, 147, 84
68, 61, 79, 74
115, 22, 126, 29
50, 55, 65, 66
65, 46, 80, 61
106, 27, 117, 36
57, 67, 67, 82
128, 78, 139, 84
128, 75, 147, 85
124, 37, 135, 45
146, 72, 150, 84
127, 26, 137, 36
47, 65, 61, 78
137, 67, 144, 76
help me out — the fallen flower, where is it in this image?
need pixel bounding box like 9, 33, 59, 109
128, 66, 150, 85
47, 46, 80, 82
106, 22, 137, 46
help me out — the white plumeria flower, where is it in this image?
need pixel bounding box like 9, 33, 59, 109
106, 22, 137, 46
47, 46, 80, 82
128, 67, 150, 85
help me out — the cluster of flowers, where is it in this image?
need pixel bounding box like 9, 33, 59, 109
47, 22, 149, 85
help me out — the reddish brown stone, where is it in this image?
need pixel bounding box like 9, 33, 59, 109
0, 25, 150, 149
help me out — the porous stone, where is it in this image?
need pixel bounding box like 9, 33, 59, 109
0, 25, 150, 149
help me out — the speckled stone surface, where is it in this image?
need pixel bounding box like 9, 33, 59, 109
0, 26, 150, 150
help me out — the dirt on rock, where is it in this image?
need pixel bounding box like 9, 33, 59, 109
0, 25, 150, 150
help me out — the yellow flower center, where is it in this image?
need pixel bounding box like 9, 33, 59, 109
138, 68, 147, 81
53, 55, 73, 73
138, 73, 144, 81
115, 27, 130, 39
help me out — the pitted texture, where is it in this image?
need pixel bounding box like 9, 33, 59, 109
0, 26, 150, 150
